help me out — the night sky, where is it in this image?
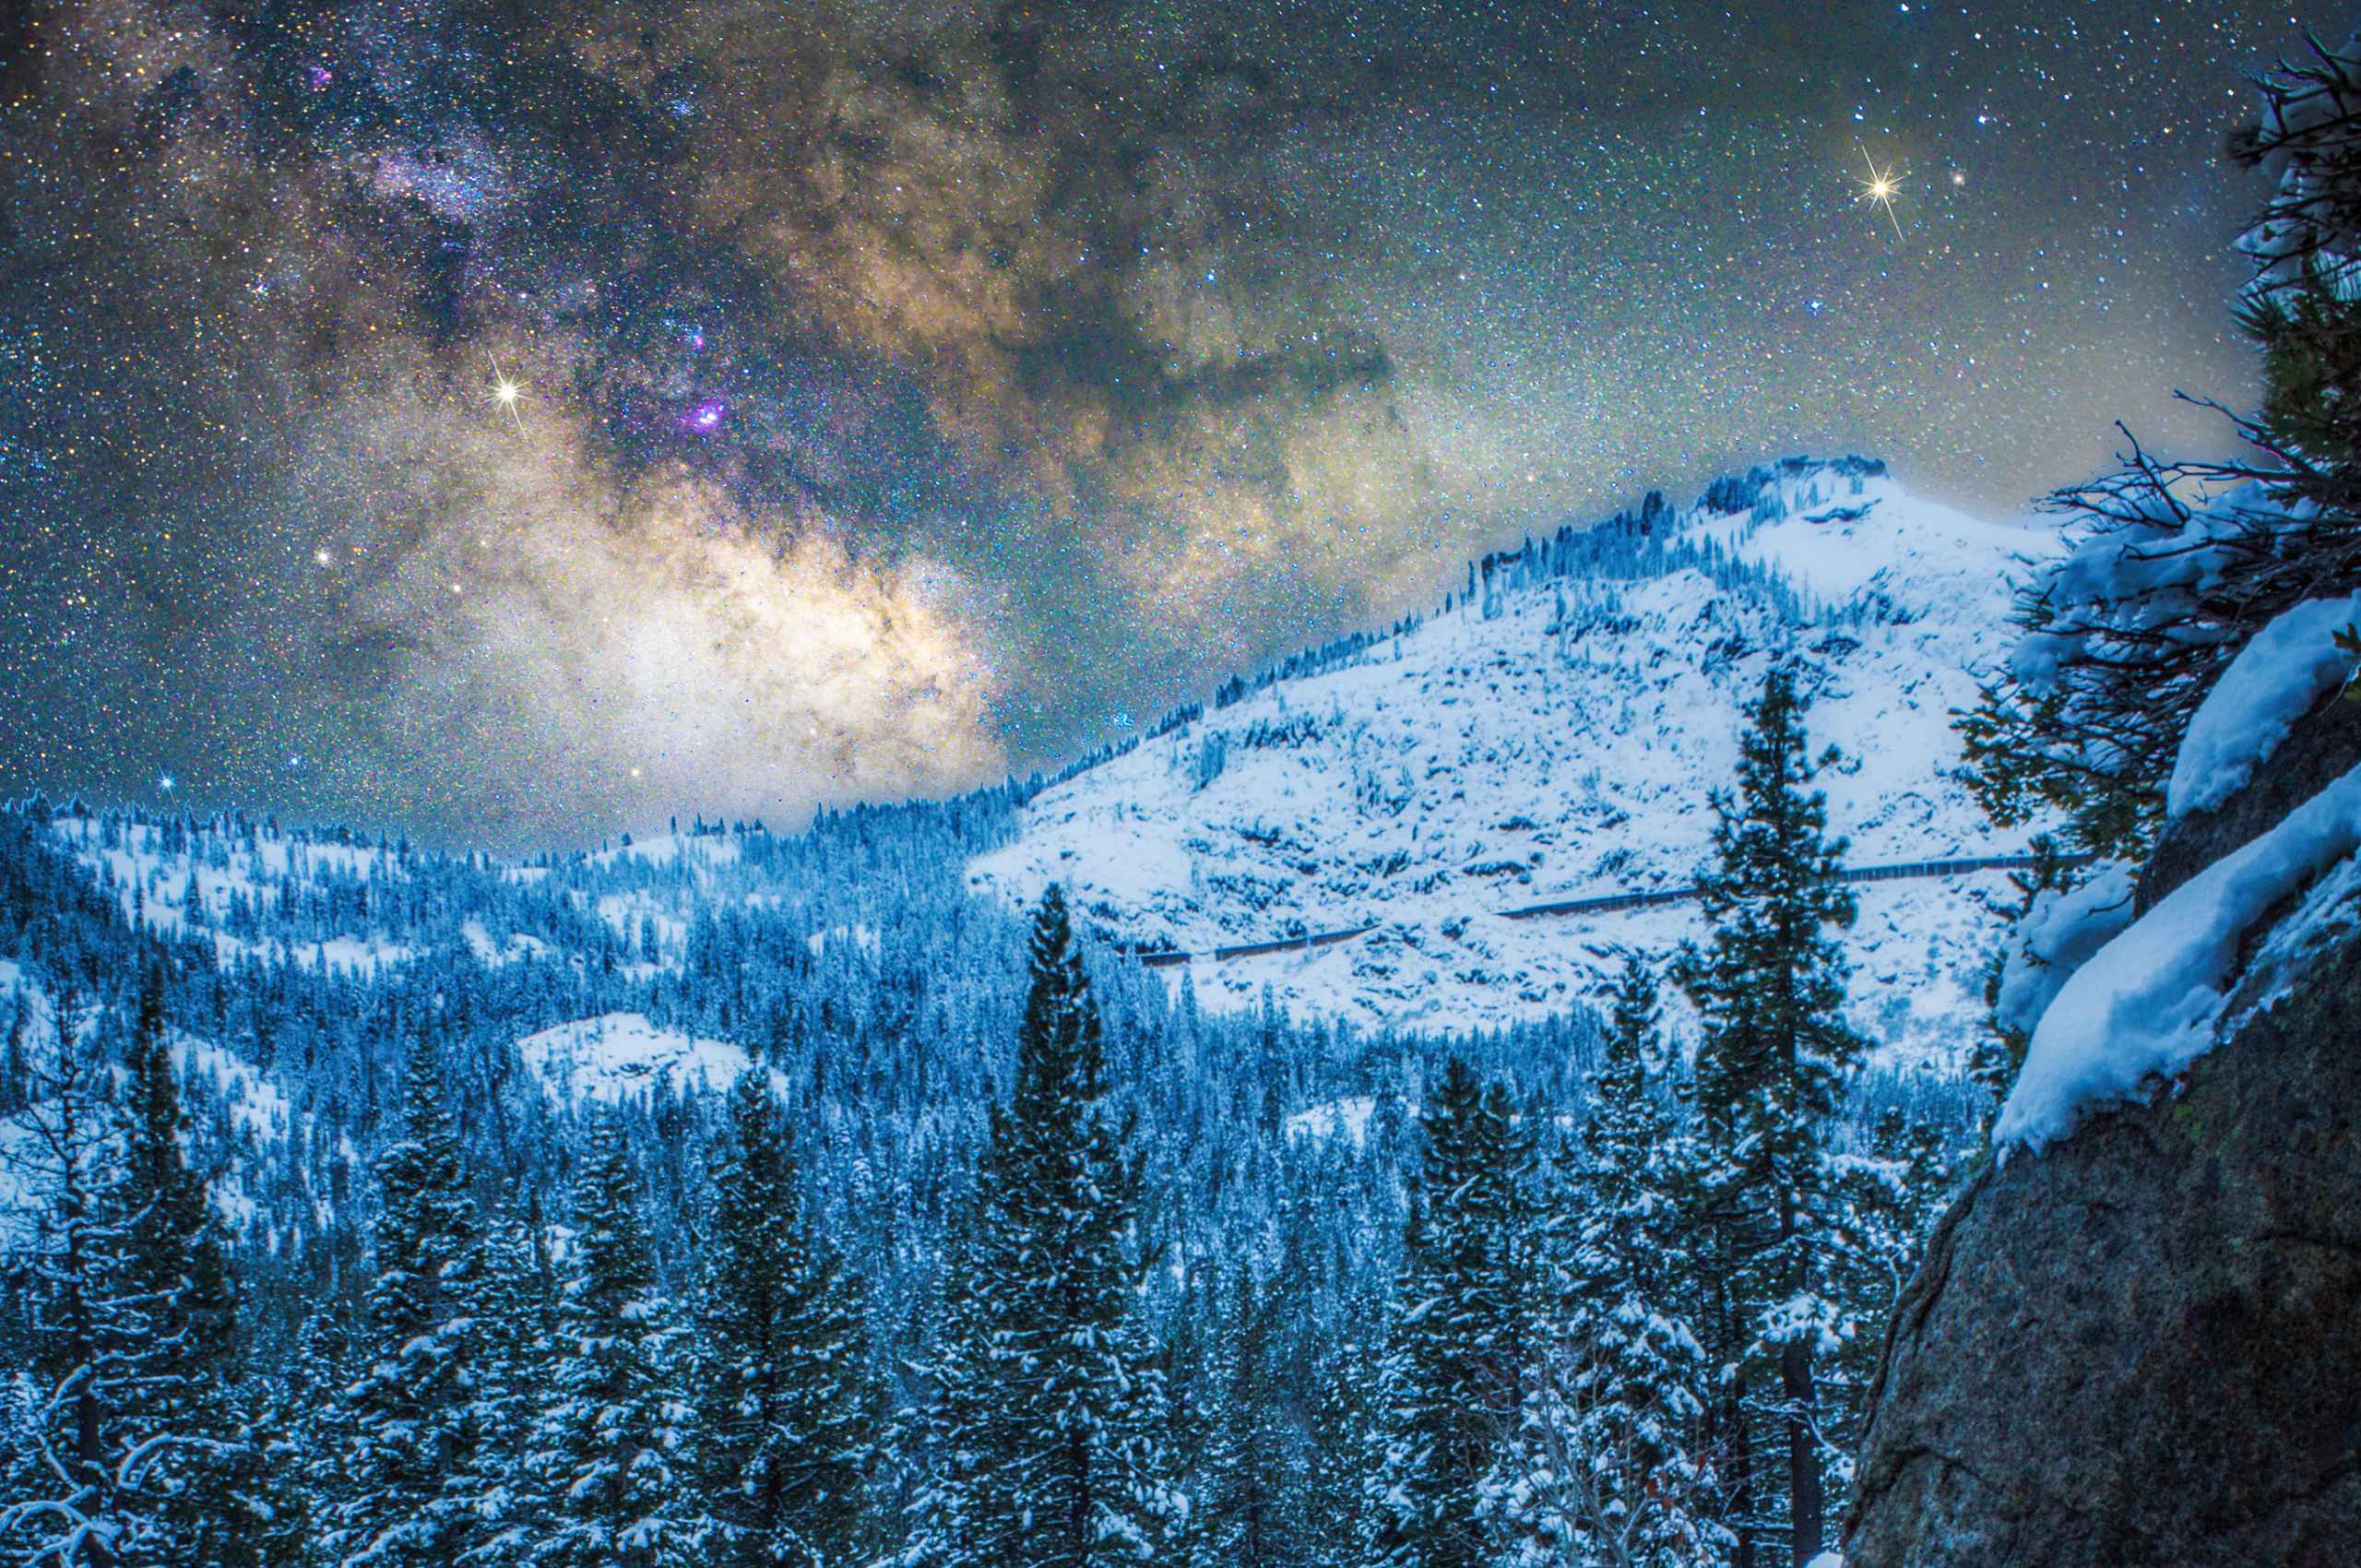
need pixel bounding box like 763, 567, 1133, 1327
0, 1, 2340, 846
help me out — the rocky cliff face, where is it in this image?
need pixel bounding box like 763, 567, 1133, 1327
1845, 705, 2361, 1568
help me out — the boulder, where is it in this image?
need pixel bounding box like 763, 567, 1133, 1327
1845, 709, 2361, 1568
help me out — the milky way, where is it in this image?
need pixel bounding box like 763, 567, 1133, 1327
0, 0, 2342, 845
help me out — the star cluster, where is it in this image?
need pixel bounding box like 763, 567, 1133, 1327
0, 0, 2337, 844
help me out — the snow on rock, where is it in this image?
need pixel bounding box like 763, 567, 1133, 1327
1997, 759, 2361, 1153
1990, 861, 2138, 1041
969, 458, 2060, 1056
2168, 594, 2361, 820
517, 1012, 774, 1104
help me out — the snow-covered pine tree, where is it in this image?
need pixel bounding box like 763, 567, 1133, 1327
1307, 1333, 1384, 1568
527, 1111, 693, 1568
694, 1070, 877, 1568
209, 1377, 314, 1568
1671, 665, 1869, 1568
1368, 1059, 1531, 1568
903, 885, 1184, 1568
1485, 957, 1727, 1568
327, 1031, 491, 1565
1821, 1109, 1952, 1468
1193, 1276, 1309, 1568
468, 1200, 563, 1564
114, 973, 243, 1565
282, 1308, 357, 1559
0, 1003, 148, 1566
1958, 38, 2361, 861
898, 1213, 995, 1568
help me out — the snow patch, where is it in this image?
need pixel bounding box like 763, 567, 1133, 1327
1990, 862, 2137, 1041
516, 1012, 776, 1104
2169, 594, 2361, 819
1997, 760, 2361, 1152
1284, 1096, 1384, 1145
807, 923, 880, 959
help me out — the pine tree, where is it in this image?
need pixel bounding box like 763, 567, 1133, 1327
210, 1379, 315, 1568
1822, 1110, 1952, 1468
528, 1113, 693, 1567
1368, 1059, 1531, 1568
329, 1031, 490, 1565
1957, 38, 2361, 860
115, 972, 242, 1565
1194, 1276, 1309, 1568
1671, 667, 1869, 1568
0, 1006, 147, 1566
282, 1310, 357, 1562
1486, 959, 1727, 1568
694, 1072, 876, 1568
903, 885, 1184, 1568
900, 1216, 996, 1568
1305, 1335, 1384, 1568
468, 1200, 562, 1565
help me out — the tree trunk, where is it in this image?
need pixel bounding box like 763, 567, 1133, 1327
1784, 1336, 1822, 1565
1727, 1336, 1755, 1568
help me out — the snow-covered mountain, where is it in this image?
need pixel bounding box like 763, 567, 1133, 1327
968, 457, 2061, 1061
16, 456, 2058, 1076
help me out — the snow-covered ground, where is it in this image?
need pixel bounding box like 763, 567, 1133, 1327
516, 1012, 782, 1104
969, 460, 2062, 1061
45, 814, 416, 973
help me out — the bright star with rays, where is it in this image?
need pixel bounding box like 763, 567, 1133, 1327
1854, 144, 1906, 242
487, 353, 527, 431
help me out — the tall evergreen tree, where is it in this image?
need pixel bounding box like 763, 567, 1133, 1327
328, 1031, 489, 1565
903, 885, 1183, 1568
1305, 1334, 1384, 1568
1671, 667, 1869, 1568
1822, 1110, 1952, 1468
0, 1005, 145, 1566
694, 1071, 877, 1568
1193, 1276, 1309, 1568
210, 1378, 316, 1568
1368, 1059, 1531, 1568
115, 972, 242, 1566
1487, 959, 1726, 1568
528, 1113, 693, 1567
283, 1309, 357, 1563
468, 1200, 563, 1565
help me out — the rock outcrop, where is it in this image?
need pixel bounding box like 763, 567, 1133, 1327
1845, 708, 2361, 1568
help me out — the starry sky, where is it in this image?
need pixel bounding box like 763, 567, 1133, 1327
0, 0, 2341, 847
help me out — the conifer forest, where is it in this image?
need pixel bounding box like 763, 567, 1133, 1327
6, 2, 2356, 1566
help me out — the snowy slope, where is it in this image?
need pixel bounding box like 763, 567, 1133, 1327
0, 960, 338, 1244
47, 814, 416, 974
967, 458, 2061, 1061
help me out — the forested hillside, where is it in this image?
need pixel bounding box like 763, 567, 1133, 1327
0, 459, 1995, 1566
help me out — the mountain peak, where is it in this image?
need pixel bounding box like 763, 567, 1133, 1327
967, 456, 2061, 1055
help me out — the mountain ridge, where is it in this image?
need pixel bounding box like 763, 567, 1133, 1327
966, 455, 2063, 1056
